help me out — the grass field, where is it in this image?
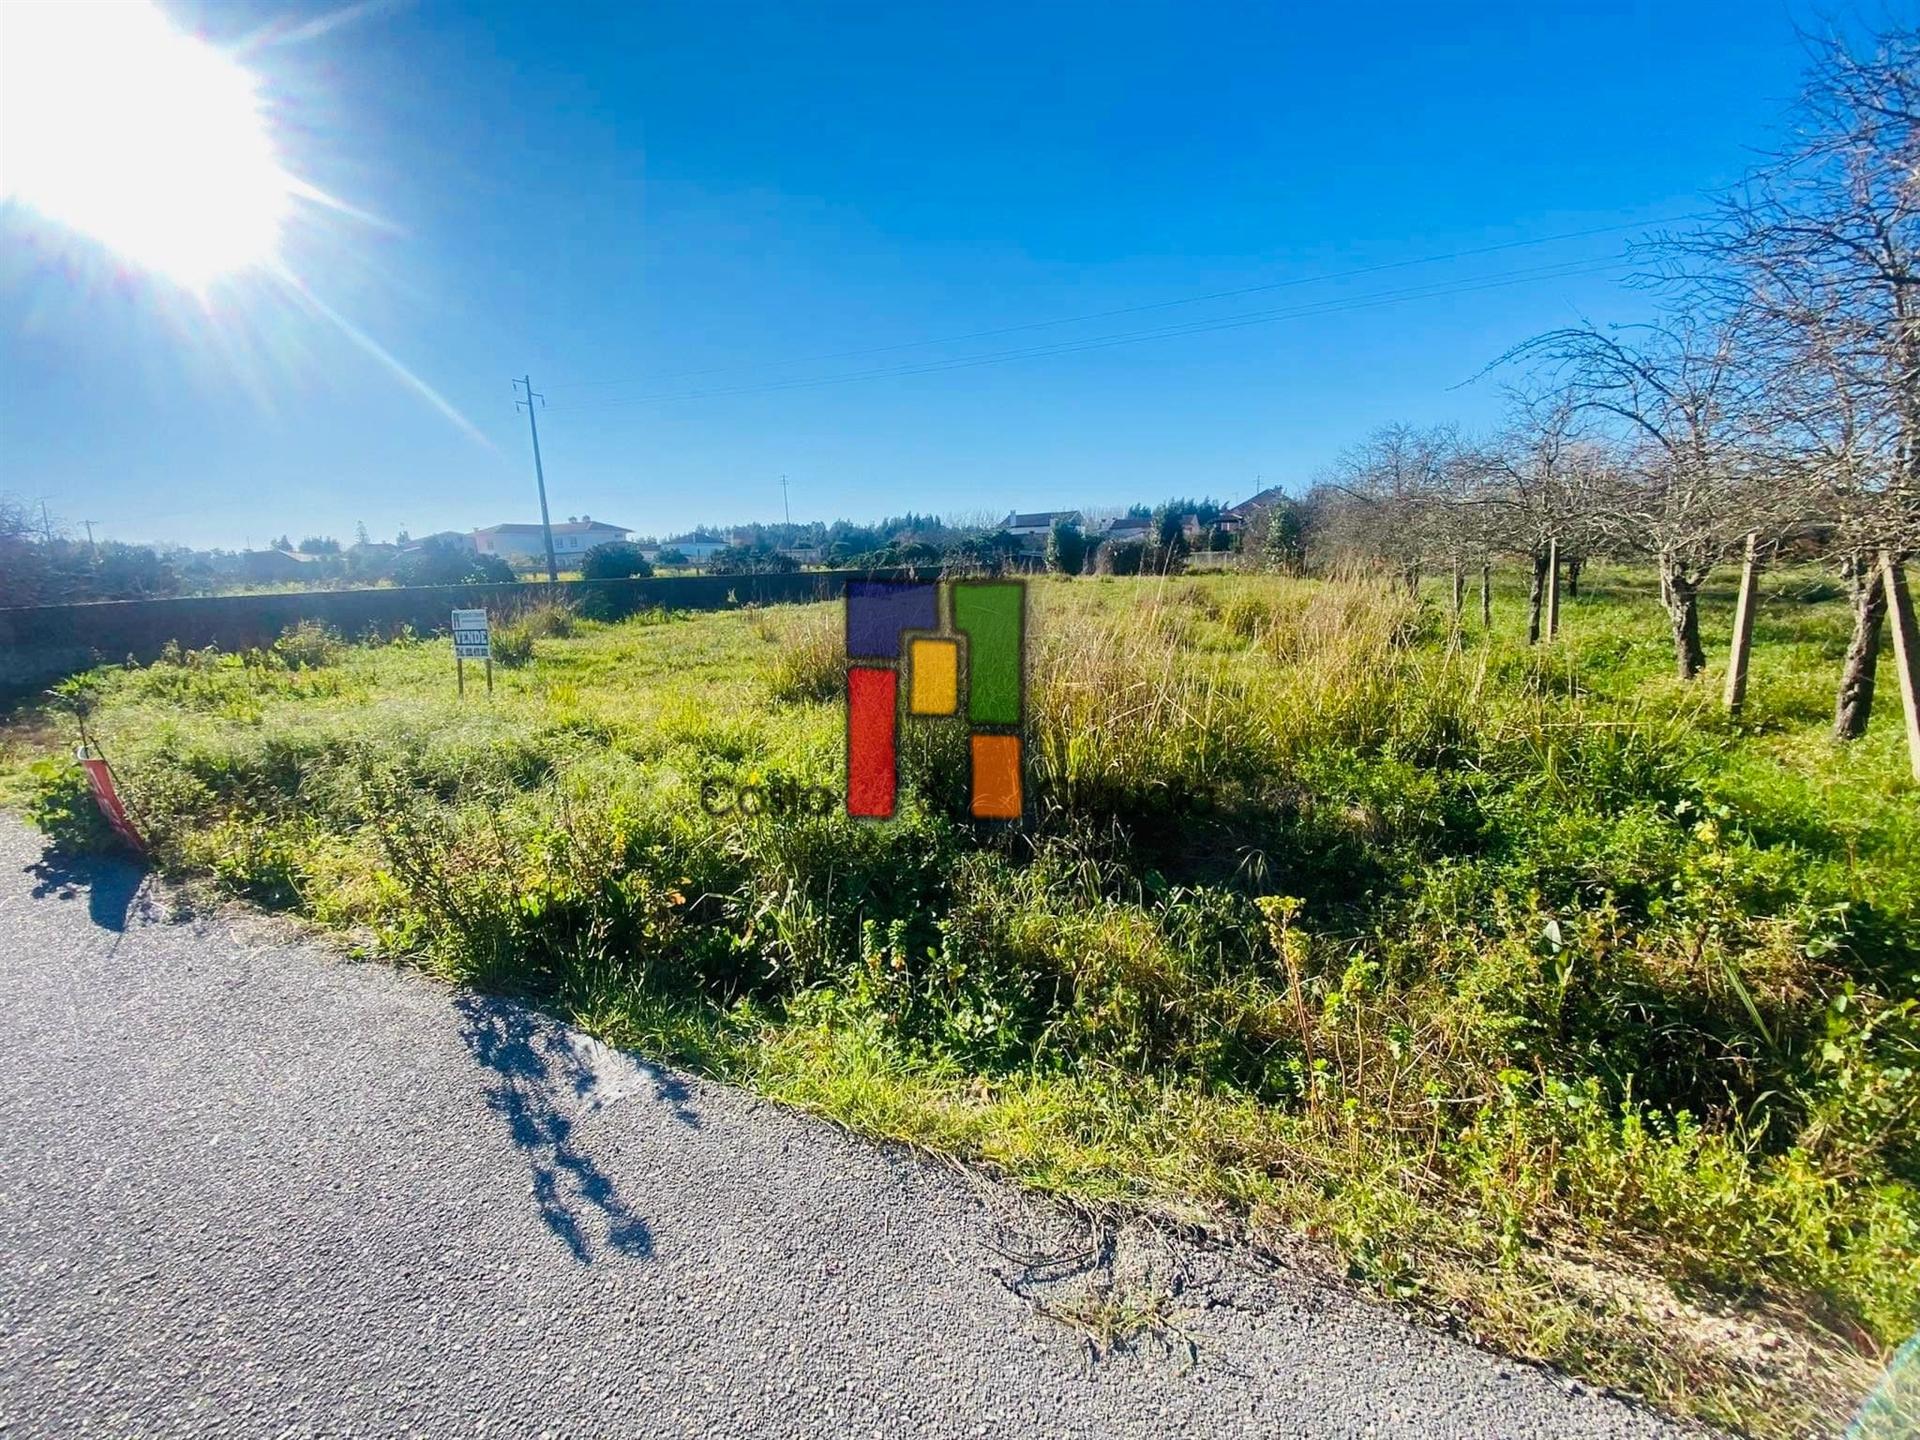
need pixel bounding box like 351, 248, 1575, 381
3, 565, 1916, 1438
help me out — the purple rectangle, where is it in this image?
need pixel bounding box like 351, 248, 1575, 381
846, 580, 938, 660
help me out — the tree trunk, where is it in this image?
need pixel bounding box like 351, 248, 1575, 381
1659, 557, 1706, 681
1834, 556, 1887, 741
1525, 549, 1549, 644
1565, 555, 1584, 598
1480, 563, 1492, 629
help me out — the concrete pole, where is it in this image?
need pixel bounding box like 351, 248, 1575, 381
1723, 532, 1761, 717
1546, 537, 1561, 640
1880, 551, 1920, 782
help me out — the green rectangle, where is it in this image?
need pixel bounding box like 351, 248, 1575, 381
952, 581, 1023, 725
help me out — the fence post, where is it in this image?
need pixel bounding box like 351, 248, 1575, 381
1881, 550, 1920, 782
1723, 532, 1760, 718
1546, 537, 1561, 640
1480, 562, 1492, 629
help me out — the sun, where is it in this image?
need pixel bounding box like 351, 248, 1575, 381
0, 0, 294, 291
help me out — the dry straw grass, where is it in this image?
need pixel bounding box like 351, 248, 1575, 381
1028, 573, 1434, 809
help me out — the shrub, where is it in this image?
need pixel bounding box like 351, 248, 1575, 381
1046, 519, 1087, 575
580, 542, 653, 580
708, 543, 798, 575
491, 622, 536, 668
511, 599, 576, 638
272, 620, 344, 670
394, 540, 513, 587
21, 757, 117, 853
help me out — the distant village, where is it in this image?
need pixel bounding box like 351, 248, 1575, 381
1, 486, 1297, 605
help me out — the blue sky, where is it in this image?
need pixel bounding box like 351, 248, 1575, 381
1, 0, 1830, 549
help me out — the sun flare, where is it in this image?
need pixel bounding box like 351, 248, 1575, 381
0, 0, 293, 290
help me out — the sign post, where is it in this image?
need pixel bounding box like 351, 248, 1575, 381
452, 609, 492, 697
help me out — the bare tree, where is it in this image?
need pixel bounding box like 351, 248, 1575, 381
1472, 390, 1608, 644
1699, 25, 1920, 738
1509, 316, 1772, 680
1313, 423, 1464, 588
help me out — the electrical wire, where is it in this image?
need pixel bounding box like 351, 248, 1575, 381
548, 214, 1695, 394
559, 253, 1634, 409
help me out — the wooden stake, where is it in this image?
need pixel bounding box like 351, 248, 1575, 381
1546, 537, 1561, 640
1881, 550, 1920, 782
457, 655, 465, 697
1480, 562, 1492, 629
1723, 532, 1760, 717
485, 657, 494, 697
1450, 563, 1464, 625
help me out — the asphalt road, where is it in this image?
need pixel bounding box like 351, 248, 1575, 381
0, 817, 1689, 1438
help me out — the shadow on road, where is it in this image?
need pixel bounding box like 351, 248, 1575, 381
455, 991, 695, 1263
26, 848, 148, 932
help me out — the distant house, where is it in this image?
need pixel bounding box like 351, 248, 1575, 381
235, 548, 319, 583
644, 531, 729, 564
472, 517, 630, 565
1099, 514, 1153, 543
1000, 510, 1084, 541
402, 530, 477, 553
1219, 486, 1288, 534
998, 510, 1085, 556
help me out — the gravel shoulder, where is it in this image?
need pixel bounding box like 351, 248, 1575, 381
0, 817, 1692, 1438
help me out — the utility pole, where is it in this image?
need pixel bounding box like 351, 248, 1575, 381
81, 519, 98, 556
780, 473, 791, 527
513, 376, 559, 585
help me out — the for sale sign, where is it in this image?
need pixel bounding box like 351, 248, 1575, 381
451, 609, 491, 660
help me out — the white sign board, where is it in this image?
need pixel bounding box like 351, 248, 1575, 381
451, 608, 491, 660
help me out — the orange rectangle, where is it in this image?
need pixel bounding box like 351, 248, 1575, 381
969, 734, 1022, 820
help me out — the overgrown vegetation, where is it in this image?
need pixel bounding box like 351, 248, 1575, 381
4, 568, 1915, 1439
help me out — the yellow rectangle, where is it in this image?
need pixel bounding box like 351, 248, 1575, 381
908, 638, 959, 715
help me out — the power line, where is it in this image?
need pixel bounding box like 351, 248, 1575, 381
562, 253, 1633, 410
550, 214, 1696, 395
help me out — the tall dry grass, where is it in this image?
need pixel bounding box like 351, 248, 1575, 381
762, 604, 846, 703
1027, 573, 1441, 811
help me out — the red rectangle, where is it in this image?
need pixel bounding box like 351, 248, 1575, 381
846, 666, 898, 818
